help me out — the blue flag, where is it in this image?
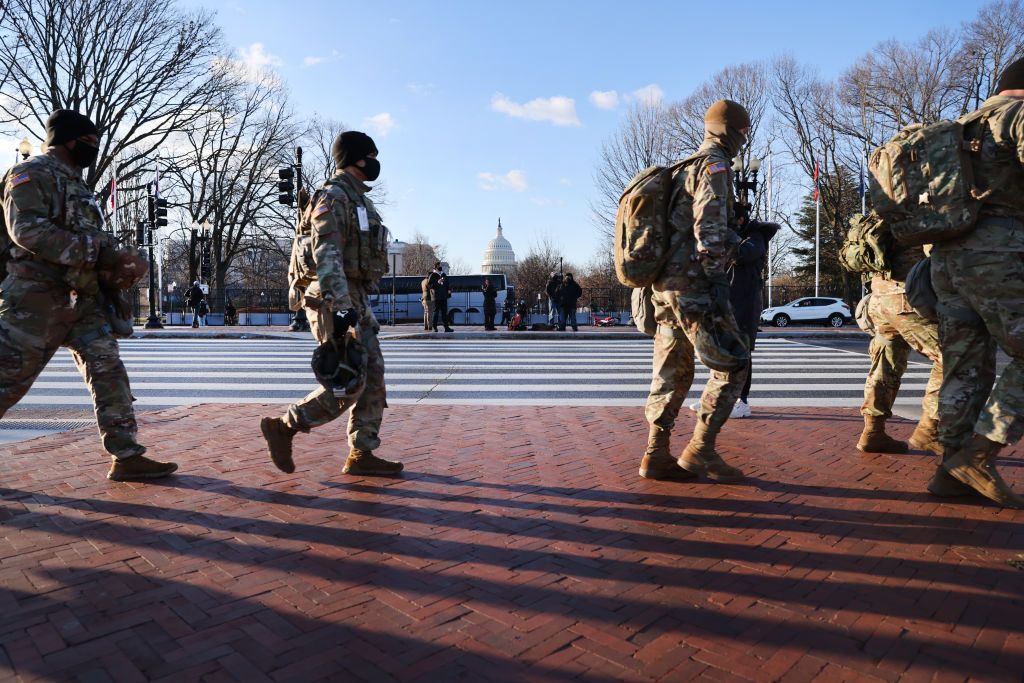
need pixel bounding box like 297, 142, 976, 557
858, 161, 865, 199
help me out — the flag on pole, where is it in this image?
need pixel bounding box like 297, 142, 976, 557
858, 160, 865, 200
812, 160, 819, 201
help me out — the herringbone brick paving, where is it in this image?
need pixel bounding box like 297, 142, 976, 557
1, 404, 1022, 682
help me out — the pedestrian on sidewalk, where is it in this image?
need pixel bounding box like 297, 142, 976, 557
420, 275, 433, 331
0, 109, 176, 481
260, 130, 403, 477
500, 289, 513, 327
428, 262, 453, 332
225, 298, 237, 326
637, 99, 751, 484
558, 273, 582, 332
727, 219, 779, 418
481, 277, 498, 330
195, 297, 209, 327
185, 280, 204, 328
546, 272, 562, 330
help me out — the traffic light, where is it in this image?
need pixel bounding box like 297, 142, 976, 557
277, 167, 294, 206
135, 221, 146, 247
147, 196, 168, 227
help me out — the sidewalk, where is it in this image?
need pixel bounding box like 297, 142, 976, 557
129, 323, 867, 341
1, 404, 1021, 681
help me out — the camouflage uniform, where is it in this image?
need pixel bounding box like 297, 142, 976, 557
421, 276, 433, 331
861, 247, 943, 423
282, 171, 390, 452
0, 153, 144, 459
931, 95, 1024, 452
646, 139, 748, 446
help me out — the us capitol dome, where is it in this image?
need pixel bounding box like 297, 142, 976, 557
480, 219, 516, 275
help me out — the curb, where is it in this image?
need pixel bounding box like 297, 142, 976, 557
126, 328, 868, 342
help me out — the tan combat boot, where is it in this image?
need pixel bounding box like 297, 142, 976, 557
343, 448, 404, 476
856, 415, 909, 453
260, 417, 298, 473
639, 428, 697, 481
677, 422, 744, 483
942, 433, 1024, 508
926, 445, 977, 498
107, 454, 178, 481
908, 415, 944, 458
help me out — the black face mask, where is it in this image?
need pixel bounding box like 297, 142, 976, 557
360, 157, 381, 182
69, 141, 99, 169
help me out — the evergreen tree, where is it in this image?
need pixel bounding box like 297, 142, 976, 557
791, 164, 864, 305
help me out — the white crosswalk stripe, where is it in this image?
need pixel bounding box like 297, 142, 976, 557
8, 336, 932, 409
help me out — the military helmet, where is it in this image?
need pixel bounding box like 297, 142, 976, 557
311, 332, 368, 400
692, 315, 749, 372
97, 246, 149, 290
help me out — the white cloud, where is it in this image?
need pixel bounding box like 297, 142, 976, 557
364, 112, 396, 137
589, 90, 619, 110
632, 84, 665, 106
478, 169, 528, 192
559, 177, 571, 186
491, 93, 580, 126
303, 56, 325, 67
407, 82, 436, 96
238, 43, 282, 74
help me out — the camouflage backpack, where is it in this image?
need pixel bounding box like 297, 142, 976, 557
839, 212, 893, 277
614, 156, 699, 288
630, 286, 656, 337
286, 190, 321, 311
867, 105, 996, 246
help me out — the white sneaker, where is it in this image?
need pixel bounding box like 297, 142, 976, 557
731, 400, 751, 418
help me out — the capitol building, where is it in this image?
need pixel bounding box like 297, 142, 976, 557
480, 219, 516, 275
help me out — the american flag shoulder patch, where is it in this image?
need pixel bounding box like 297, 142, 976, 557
313, 197, 332, 218
706, 161, 728, 176
9, 172, 31, 187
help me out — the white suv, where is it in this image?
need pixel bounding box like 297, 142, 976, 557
760, 297, 852, 328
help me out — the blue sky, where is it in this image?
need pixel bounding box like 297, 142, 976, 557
144, 2, 999, 268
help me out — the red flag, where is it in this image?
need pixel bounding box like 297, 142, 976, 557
812, 160, 819, 202
109, 174, 117, 211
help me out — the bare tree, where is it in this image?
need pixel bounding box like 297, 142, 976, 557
164, 69, 300, 308
508, 233, 566, 308
591, 101, 673, 242
297, 113, 389, 209
0, 0, 234, 194
961, 0, 1024, 106
399, 231, 445, 276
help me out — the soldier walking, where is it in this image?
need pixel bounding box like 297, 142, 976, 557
0, 110, 176, 481
420, 274, 433, 331
857, 239, 944, 457
639, 100, 751, 483
927, 60, 1024, 507
260, 131, 403, 476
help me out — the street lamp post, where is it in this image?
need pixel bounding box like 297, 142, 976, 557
17, 138, 32, 162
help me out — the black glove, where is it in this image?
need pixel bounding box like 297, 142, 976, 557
709, 278, 731, 316
332, 308, 359, 336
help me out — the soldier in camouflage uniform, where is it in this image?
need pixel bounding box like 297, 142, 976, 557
640, 100, 751, 484
0, 110, 176, 481
926, 59, 1024, 507
858, 242, 944, 456
260, 131, 402, 476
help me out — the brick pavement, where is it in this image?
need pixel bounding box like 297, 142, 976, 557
1, 404, 1022, 682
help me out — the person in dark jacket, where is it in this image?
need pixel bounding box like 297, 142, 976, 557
545, 273, 562, 329
558, 273, 583, 331
728, 220, 780, 417
481, 277, 498, 330
427, 262, 453, 332
185, 280, 204, 328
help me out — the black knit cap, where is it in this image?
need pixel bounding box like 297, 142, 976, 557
331, 131, 377, 168
45, 109, 98, 148
997, 57, 1024, 93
